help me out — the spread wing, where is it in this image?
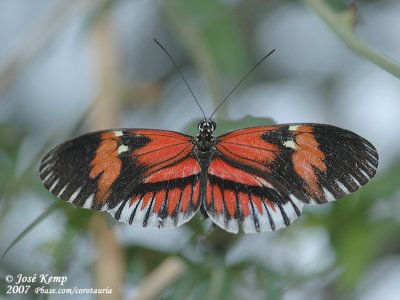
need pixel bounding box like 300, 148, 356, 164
205, 124, 378, 233
40, 129, 202, 229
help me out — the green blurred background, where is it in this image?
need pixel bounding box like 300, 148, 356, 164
1, 0, 399, 299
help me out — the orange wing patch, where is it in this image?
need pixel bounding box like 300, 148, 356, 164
292, 126, 327, 196
89, 132, 121, 203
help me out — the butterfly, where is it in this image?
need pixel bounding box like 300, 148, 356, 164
39, 121, 378, 233
39, 40, 378, 233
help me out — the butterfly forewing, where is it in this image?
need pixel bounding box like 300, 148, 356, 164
40, 129, 202, 229
205, 124, 378, 233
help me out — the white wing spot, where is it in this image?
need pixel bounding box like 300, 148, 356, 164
113, 131, 123, 137
118, 144, 129, 154
289, 125, 300, 131
283, 140, 297, 149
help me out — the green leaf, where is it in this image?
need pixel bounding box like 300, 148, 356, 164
166, 0, 249, 76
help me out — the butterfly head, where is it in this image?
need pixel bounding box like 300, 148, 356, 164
198, 120, 216, 133
196, 120, 217, 152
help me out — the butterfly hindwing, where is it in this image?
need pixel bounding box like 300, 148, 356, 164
40, 129, 202, 229
205, 123, 378, 233
205, 156, 304, 233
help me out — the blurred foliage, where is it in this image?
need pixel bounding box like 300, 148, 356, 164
0, 125, 24, 199
1, 0, 400, 300
308, 159, 400, 291
166, 0, 250, 77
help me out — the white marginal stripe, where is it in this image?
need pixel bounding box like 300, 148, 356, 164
211, 214, 239, 234
350, 175, 361, 187
241, 195, 305, 233
322, 187, 336, 202
226, 219, 239, 233
109, 196, 157, 226
253, 204, 270, 232
161, 217, 175, 229
43, 172, 54, 184
49, 178, 60, 193
335, 180, 350, 194
39, 164, 51, 175
280, 200, 299, 223
145, 214, 159, 228
57, 183, 69, 197
41, 154, 53, 164
359, 169, 369, 180
363, 142, 375, 151
366, 160, 377, 170
83, 194, 95, 209
242, 216, 258, 233
69, 186, 82, 203
268, 203, 284, 230
366, 151, 377, 159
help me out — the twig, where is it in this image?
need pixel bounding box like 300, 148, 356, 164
304, 0, 400, 78
132, 256, 187, 300
89, 7, 123, 300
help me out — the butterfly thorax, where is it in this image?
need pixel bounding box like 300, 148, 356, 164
194, 120, 217, 155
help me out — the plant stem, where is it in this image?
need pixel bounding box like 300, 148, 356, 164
304, 0, 400, 78
90, 8, 124, 300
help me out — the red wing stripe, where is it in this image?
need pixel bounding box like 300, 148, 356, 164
138, 143, 195, 178
144, 157, 201, 183
219, 126, 277, 140
217, 144, 274, 174
208, 158, 268, 187
167, 188, 182, 216
153, 190, 167, 214
224, 189, 237, 218
132, 129, 192, 141
135, 141, 192, 157
214, 184, 223, 215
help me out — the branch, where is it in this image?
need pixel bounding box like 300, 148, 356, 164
304, 0, 400, 78
132, 256, 187, 300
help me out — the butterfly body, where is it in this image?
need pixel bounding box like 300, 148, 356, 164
40, 121, 378, 234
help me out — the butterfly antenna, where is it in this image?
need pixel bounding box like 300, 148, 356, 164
154, 38, 207, 120
209, 49, 276, 120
